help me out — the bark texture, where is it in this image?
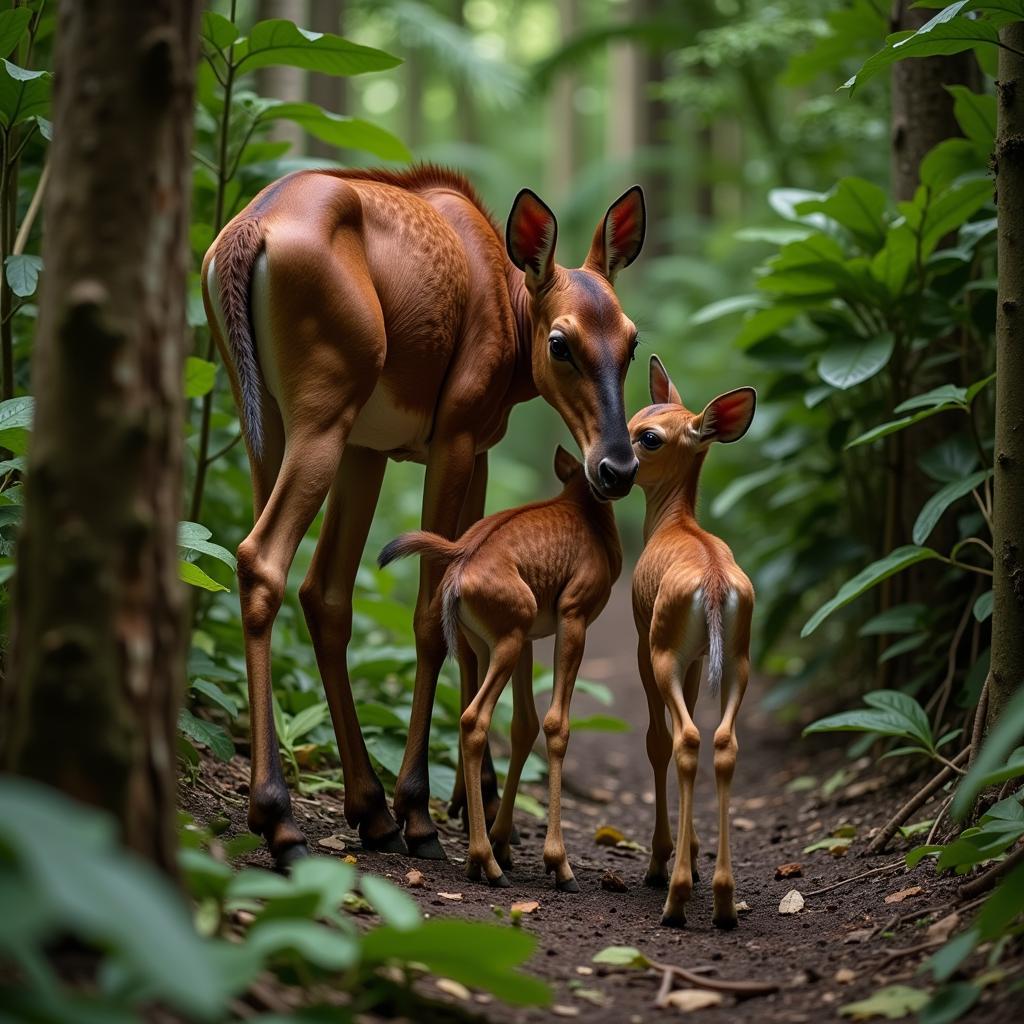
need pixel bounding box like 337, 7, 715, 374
989, 22, 1024, 728
308, 0, 345, 159
258, 0, 307, 151
2, 0, 201, 874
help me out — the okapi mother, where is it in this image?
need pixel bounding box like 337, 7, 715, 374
202, 166, 645, 866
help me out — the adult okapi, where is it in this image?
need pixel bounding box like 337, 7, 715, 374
202, 165, 645, 866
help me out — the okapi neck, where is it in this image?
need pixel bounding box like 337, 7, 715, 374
642, 477, 700, 542
505, 260, 540, 402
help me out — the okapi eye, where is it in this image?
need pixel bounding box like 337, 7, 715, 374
549, 334, 571, 361
629, 337, 639, 361
637, 430, 663, 451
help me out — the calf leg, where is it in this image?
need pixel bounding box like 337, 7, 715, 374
683, 660, 703, 881
637, 631, 672, 888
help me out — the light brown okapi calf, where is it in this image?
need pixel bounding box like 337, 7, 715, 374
630, 355, 756, 929
379, 446, 621, 890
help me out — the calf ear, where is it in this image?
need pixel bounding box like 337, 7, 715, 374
649, 354, 681, 405
698, 388, 757, 444
585, 185, 646, 283
554, 444, 581, 483
507, 188, 557, 293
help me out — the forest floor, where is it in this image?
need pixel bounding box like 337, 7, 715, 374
183, 580, 1021, 1023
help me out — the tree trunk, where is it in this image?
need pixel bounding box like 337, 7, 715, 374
2, 0, 201, 875
308, 0, 345, 160
550, 0, 580, 199
258, 0, 307, 152
989, 22, 1024, 728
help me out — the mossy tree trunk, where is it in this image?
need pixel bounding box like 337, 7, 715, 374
989, 22, 1024, 728
2, 0, 201, 875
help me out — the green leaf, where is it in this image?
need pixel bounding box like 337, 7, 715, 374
895, 384, 968, 413
0, 9, 31, 59
201, 10, 241, 52
191, 678, 240, 717
859, 603, 928, 636
234, 20, 401, 77
913, 469, 991, 545
361, 920, 551, 1006
592, 945, 651, 968
863, 691, 933, 747
871, 223, 916, 297
918, 179, 993, 257
184, 356, 217, 399
0, 58, 51, 128
966, 371, 996, 403
818, 334, 894, 390
4, 253, 42, 298
734, 305, 804, 349
178, 521, 212, 544
0, 395, 33, 454
178, 708, 234, 761
259, 101, 408, 161
709, 464, 786, 517
569, 714, 631, 733
285, 702, 331, 744
953, 687, 1024, 819
794, 177, 888, 250
361, 875, 420, 931
179, 560, 228, 592
689, 294, 764, 326
919, 138, 983, 191
801, 546, 940, 637
973, 590, 993, 622
947, 84, 997, 158
845, 406, 955, 449
245, 919, 359, 970
181, 537, 237, 571
929, 929, 980, 982
839, 984, 930, 1019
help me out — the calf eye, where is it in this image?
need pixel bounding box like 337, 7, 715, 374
637, 430, 663, 451
549, 334, 571, 361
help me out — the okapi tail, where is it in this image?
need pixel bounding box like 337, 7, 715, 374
702, 571, 726, 697
213, 217, 266, 458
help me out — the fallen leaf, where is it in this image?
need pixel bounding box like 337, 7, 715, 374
405, 869, 426, 889
601, 870, 628, 892
733, 816, 756, 831
775, 862, 803, 879
884, 885, 923, 904
835, 968, 856, 984
552, 1005, 580, 1018
592, 946, 650, 969
804, 836, 852, 857
735, 900, 752, 914
436, 978, 470, 1001
615, 838, 648, 854
573, 988, 607, 1007
594, 825, 627, 846
316, 835, 347, 853
779, 890, 805, 915
743, 796, 768, 810
438, 892, 463, 901
662, 990, 723, 1011
839, 984, 928, 1020
844, 928, 872, 944
342, 854, 357, 864
926, 911, 960, 942
511, 900, 540, 914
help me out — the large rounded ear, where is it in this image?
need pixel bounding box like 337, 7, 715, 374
506, 188, 557, 293
697, 388, 757, 444
649, 354, 681, 405
585, 185, 646, 283
553, 444, 581, 483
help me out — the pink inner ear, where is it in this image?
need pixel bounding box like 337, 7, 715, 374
607, 194, 643, 269
713, 392, 753, 438
512, 200, 554, 275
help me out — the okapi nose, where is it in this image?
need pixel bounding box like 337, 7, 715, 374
598, 456, 639, 495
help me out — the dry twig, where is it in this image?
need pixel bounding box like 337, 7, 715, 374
803, 859, 905, 897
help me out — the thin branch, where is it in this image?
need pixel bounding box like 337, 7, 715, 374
957, 844, 1024, 900
12, 160, 47, 257
648, 958, 779, 997
803, 860, 906, 897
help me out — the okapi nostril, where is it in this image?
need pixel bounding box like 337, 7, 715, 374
598, 457, 639, 492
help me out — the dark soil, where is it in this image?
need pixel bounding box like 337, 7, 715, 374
182, 581, 1021, 1023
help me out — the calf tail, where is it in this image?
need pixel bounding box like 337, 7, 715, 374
377, 531, 461, 569
702, 572, 726, 697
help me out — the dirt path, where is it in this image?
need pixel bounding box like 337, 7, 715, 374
184, 579, 1018, 1023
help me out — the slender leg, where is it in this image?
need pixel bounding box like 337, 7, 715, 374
394, 433, 477, 858
651, 644, 701, 927
462, 632, 523, 886
299, 445, 404, 853
490, 643, 537, 868
682, 660, 703, 881
638, 630, 673, 888
237, 419, 352, 867
712, 653, 749, 929
543, 612, 586, 892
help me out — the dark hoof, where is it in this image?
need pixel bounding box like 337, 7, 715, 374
692, 867, 701, 884
494, 845, 513, 870
556, 877, 580, 893
643, 871, 668, 890
362, 828, 409, 856
274, 841, 309, 871
713, 914, 739, 931
406, 833, 447, 861
489, 872, 512, 889
508, 823, 522, 847
660, 911, 687, 929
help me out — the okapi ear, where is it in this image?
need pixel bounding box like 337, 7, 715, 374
586, 185, 646, 283
553, 444, 581, 483
649, 354, 682, 406
507, 188, 558, 293
698, 388, 757, 445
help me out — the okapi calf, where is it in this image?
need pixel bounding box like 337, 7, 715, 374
630, 356, 756, 929
379, 446, 621, 890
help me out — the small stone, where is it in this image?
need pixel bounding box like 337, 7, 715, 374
778, 890, 805, 915
405, 869, 426, 888
601, 870, 628, 893
834, 968, 856, 984
775, 862, 803, 880
436, 978, 470, 1001
317, 835, 346, 853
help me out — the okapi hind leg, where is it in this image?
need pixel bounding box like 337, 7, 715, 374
637, 631, 673, 889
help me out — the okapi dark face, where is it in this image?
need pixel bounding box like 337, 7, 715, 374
506, 186, 646, 500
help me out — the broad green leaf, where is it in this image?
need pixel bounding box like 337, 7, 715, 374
912, 469, 991, 545
895, 384, 967, 413
768, 188, 826, 223
201, 10, 240, 52
973, 590, 993, 622
803, 708, 924, 744
929, 929, 980, 982
191, 678, 239, 717
966, 371, 996, 403
234, 20, 401, 77
178, 521, 213, 544
284, 702, 330, 744
592, 945, 651, 968
967, 746, 1024, 790
919, 981, 980, 1024
901, 178, 993, 259
4, 253, 42, 298
709, 463, 786, 517
184, 356, 217, 399
0, 58, 51, 128
569, 714, 631, 733
689, 293, 764, 326
878, 632, 927, 663
919, 137, 982, 190
0, 9, 31, 59
734, 305, 804, 348
179, 560, 228, 592
871, 223, 916, 297
947, 84, 997, 158
0, 395, 33, 454
180, 537, 236, 570
245, 919, 359, 970
178, 708, 234, 761
839, 984, 929, 1019
801, 546, 940, 637
361, 920, 550, 1006
361, 875, 420, 931
818, 334, 894, 390
953, 687, 1024, 819
845, 409, 943, 449
257, 100, 409, 161
794, 177, 888, 250
859, 603, 928, 636
919, 434, 979, 483
862, 691, 933, 748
